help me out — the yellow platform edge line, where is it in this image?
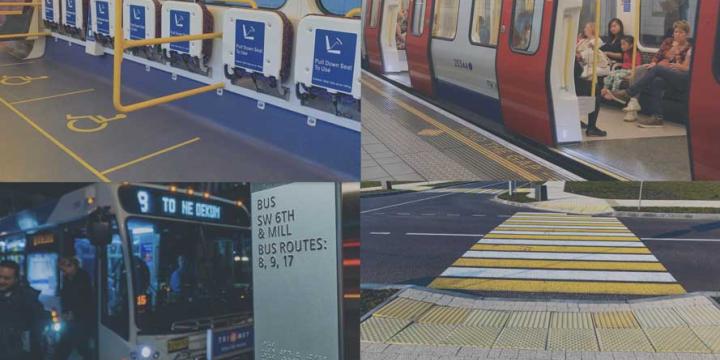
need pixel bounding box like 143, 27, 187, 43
429, 278, 686, 295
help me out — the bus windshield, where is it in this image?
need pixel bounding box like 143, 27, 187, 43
126, 218, 252, 334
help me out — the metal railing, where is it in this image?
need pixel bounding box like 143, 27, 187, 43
0, 2, 49, 39
345, 7, 361, 18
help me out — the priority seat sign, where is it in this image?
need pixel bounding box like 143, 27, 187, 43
169, 9, 190, 53
95, 0, 109, 35
234, 19, 265, 72
311, 29, 357, 94
129, 5, 145, 40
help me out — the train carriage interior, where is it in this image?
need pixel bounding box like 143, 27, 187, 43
363, 0, 709, 180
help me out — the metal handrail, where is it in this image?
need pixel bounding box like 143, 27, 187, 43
0, 2, 41, 5
0, 31, 48, 39
590, 0, 601, 97
0, 10, 23, 15
112, 0, 224, 113
0, 2, 48, 38
345, 7, 361, 18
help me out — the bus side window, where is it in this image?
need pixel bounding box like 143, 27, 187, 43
102, 234, 129, 340
510, 0, 544, 54
639, 0, 696, 49
432, 0, 460, 40
411, 0, 426, 36
469, 0, 501, 47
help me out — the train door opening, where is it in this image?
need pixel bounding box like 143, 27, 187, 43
556, 0, 696, 180
379, 0, 411, 85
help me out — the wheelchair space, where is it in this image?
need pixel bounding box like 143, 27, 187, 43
558, 104, 691, 180
0, 48, 337, 181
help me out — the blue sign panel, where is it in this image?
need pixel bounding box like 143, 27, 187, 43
623, 0, 631, 12
234, 20, 265, 72
169, 10, 190, 53
65, 0, 76, 27
44, 0, 53, 21
96, 1, 109, 35
129, 5, 146, 40
209, 325, 253, 358
311, 29, 357, 94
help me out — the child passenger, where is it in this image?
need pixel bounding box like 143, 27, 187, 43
602, 35, 642, 92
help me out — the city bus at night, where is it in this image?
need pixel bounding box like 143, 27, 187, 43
0, 183, 253, 359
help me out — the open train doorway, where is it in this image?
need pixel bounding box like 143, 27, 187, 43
556, 0, 695, 180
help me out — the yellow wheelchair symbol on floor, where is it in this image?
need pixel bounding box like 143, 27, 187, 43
0, 75, 49, 86
66, 114, 127, 133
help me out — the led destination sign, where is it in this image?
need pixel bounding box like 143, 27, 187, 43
119, 186, 246, 225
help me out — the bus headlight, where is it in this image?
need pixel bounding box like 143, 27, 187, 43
52, 322, 62, 332
140, 346, 152, 358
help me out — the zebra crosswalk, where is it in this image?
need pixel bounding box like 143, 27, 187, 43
429, 212, 686, 295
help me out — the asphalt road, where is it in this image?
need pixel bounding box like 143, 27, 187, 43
361, 183, 720, 299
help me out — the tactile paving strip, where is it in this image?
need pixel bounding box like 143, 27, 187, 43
593, 311, 640, 329
463, 310, 510, 327
691, 326, 720, 353
442, 326, 503, 347
506, 311, 551, 328
493, 327, 548, 350
674, 305, 720, 326
547, 328, 599, 351
634, 307, 687, 328
360, 317, 412, 343
550, 312, 594, 329
372, 298, 434, 320
596, 328, 655, 352
387, 323, 456, 345
417, 306, 471, 325
644, 327, 710, 353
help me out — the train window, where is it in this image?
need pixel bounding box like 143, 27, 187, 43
639, 0, 697, 49
432, 0, 459, 40
411, 0, 426, 36
317, 0, 360, 16
370, 0, 381, 28
469, 0, 501, 47
510, 0, 544, 54
102, 233, 129, 340
578, 0, 616, 35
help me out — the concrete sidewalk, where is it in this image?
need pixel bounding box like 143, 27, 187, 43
361, 288, 720, 359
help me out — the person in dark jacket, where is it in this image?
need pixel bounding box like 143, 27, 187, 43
0, 260, 50, 360
55, 256, 94, 360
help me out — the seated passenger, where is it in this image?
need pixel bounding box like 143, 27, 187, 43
601, 35, 642, 93
576, 22, 611, 79
604, 20, 692, 128
395, 8, 407, 50
476, 16, 490, 44
600, 18, 625, 63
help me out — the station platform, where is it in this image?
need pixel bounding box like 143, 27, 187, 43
361, 73, 581, 181
0, 41, 356, 181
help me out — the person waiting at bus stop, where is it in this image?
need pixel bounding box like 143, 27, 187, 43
55, 256, 95, 360
0, 260, 49, 360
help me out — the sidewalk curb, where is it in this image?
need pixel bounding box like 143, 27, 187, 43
613, 210, 720, 220
490, 193, 614, 215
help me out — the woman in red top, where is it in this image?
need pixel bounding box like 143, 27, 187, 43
604, 20, 693, 128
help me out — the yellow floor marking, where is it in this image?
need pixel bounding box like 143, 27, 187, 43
100, 137, 200, 175
10, 88, 95, 105
0, 95, 110, 182
363, 79, 543, 181
453, 258, 667, 271
470, 244, 651, 254
429, 278, 685, 295
495, 227, 632, 233
484, 234, 639, 241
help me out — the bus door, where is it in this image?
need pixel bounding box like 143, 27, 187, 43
496, 0, 557, 146
405, 0, 434, 95
688, 0, 720, 179
364, 0, 385, 73
98, 231, 132, 356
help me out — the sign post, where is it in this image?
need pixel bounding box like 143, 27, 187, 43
251, 183, 343, 360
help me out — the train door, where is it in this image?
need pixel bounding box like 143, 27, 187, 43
405, 0, 434, 95
496, 0, 558, 146
688, 0, 720, 179
364, 0, 384, 72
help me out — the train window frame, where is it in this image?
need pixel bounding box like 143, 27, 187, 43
431, 0, 460, 41
468, 0, 501, 48
316, 0, 359, 16
638, 0, 697, 50
369, 0, 381, 28
509, 0, 544, 55
411, 0, 426, 36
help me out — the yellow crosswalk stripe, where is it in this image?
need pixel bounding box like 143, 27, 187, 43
470, 244, 651, 254
452, 258, 667, 271
503, 221, 626, 227
496, 227, 632, 233
428, 278, 686, 295
484, 234, 640, 241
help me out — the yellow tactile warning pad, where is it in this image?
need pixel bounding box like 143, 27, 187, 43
429, 212, 686, 296
462, 310, 509, 327
547, 328, 598, 351
596, 328, 655, 352
442, 326, 502, 347
360, 317, 411, 342
593, 311, 640, 329
634, 307, 687, 328
550, 312, 594, 329
506, 311, 551, 328
417, 306, 470, 325
387, 323, 455, 345
372, 298, 434, 320
644, 327, 711, 353
674, 305, 720, 326
493, 327, 548, 350
692, 326, 720, 352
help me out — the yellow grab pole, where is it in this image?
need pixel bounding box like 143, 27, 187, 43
562, 15, 573, 89
0, 31, 49, 39
345, 7, 361, 17
631, 0, 640, 79
590, 0, 601, 97
112, 0, 224, 113
223, 0, 258, 8
0, 10, 23, 15
0, 2, 41, 5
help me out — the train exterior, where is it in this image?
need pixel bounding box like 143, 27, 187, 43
364, 0, 720, 180
0, 183, 254, 359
